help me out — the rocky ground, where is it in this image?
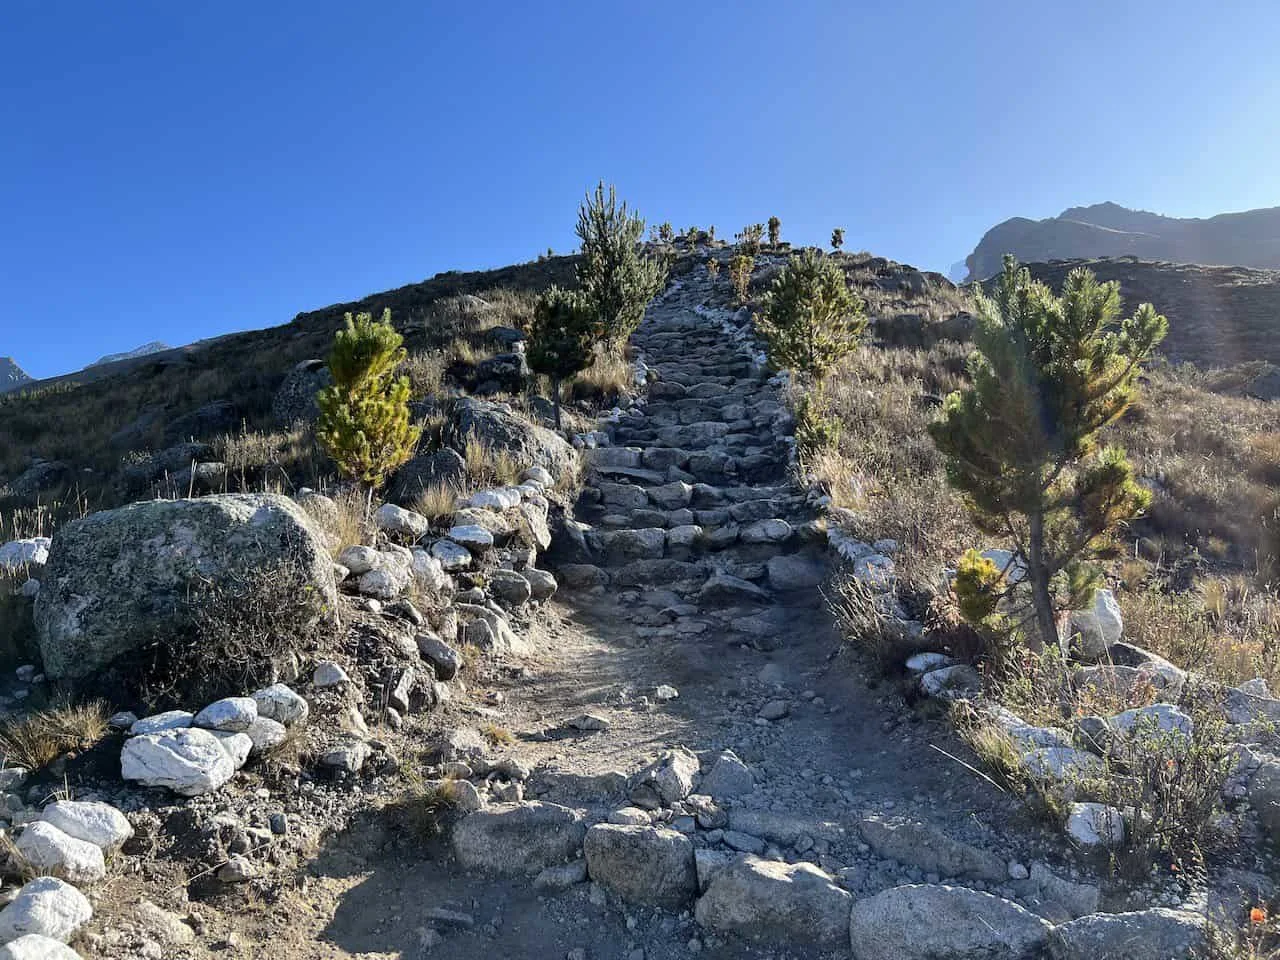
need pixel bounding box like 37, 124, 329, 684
1, 259, 1275, 959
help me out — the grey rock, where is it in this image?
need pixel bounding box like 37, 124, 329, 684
699, 750, 755, 799
584, 824, 697, 907
630, 748, 699, 808
766, 553, 825, 591
450, 398, 578, 477
850, 884, 1052, 960
857, 816, 1007, 883
520, 568, 558, 601
13, 822, 105, 884
39, 801, 133, 853
417, 632, 462, 681
452, 801, 587, 876
193, 697, 258, 733
387, 447, 467, 507
695, 855, 851, 946
1046, 907, 1205, 960
271, 359, 331, 426
489, 569, 533, 606
251, 683, 309, 726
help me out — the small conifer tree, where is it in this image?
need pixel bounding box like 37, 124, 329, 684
659, 222, 674, 243
736, 223, 764, 256
758, 249, 866, 380
928, 256, 1168, 649
527, 286, 600, 429
706, 257, 721, 281
767, 216, 781, 247
316, 310, 419, 489
831, 227, 844, 250
575, 181, 667, 348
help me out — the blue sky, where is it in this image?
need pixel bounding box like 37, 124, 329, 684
3, 0, 1279, 379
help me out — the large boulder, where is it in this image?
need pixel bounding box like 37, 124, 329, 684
272, 359, 331, 426
694, 855, 850, 945
584, 824, 697, 907
386, 447, 467, 507
121, 728, 236, 796
34, 494, 337, 685
449, 398, 577, 478
0, 877, 92, 943
850, 884, 1052, 960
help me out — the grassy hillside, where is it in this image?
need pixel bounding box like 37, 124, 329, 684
0, 255, 577, 533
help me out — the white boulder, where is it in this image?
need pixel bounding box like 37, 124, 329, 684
0, 934, 83, 958
40, 801, 132, 854
0, 877, 92, 943
121, 728, 236, 796
1065, 802, 1125, 850
13, 822, 105, 884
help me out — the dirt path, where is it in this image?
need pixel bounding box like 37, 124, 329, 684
215, 268, 1078, 960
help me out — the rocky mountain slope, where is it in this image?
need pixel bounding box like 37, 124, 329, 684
965, 202, 1280, 281
0, 357, 32, 394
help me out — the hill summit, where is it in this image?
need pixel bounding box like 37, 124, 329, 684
964, 201, 1280, 281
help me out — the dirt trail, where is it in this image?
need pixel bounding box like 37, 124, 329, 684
223, 267, 1074, 960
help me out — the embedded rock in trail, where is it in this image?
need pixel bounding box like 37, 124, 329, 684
694, 855, 851, 946
583, 824, 698, 907
1046, 907, 1206, 960
629, 748, 700, 808
33, 494, 336, 685
857, 816, 1007, 882
452, 802, 587, 876
850, 884, 1052, 960
450, 398, 577, 477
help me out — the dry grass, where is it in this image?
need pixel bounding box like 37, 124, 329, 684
567, 347, 634, 404
401, 351, 448, 399
463, 437, 521, 487
0, 698, 110, 771
411, 482, 466, 522
481, 722, 515, 746
326, 487, 373, 557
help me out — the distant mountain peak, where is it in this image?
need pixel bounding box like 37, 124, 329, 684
91, 341, 171, 368
962, 202, 1280, 282
0, 356, 33, 394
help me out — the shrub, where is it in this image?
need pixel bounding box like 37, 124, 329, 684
575, 182, 667, 347
658, 222, 673, 243
135, 564, 329, 707
831, 228, 844, 250
735, 223, 764, 256
928, 257, 1168, 649
705, 258, 721, 281
793, 392, 841, 455
526, 286, 601, 428
767, 216, 781, 247
728, 255, 753, 305
316, 310, 420, 489
758, 249, 867, 381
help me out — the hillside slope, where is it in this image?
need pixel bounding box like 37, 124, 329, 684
965, 202, 1280, 281
1019, 256, 1280, 369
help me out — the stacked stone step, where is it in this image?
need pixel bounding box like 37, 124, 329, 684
572, 274, 828, 622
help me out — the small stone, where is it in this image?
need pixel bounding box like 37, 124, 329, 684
312, 661, 350, 688
567, 714, 610, 732
217, 856, 256, 883
251, 683, 310, 726
654, 685, 679, 702
193, 697, 258, 733
758, 700, 789, 721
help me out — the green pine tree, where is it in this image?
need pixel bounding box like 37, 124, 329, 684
575, 182, 667, 348
831, 227, 844, 250
767, 216, 781, 247
316, 310, 419, 489
757, 249, 866, 380
928, 256, 1168, 649
527, 286, 601, 429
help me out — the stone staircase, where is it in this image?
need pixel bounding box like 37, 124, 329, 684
570, 270, 827, 646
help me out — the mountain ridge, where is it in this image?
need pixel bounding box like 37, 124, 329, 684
964, 202, 1280, 281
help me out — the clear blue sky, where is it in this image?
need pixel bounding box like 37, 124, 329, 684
4, 0, 1279, 379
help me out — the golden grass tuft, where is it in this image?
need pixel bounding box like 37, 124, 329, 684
411, 482, 466, 522
0, 698, 111, 771
463, 437, 520, 487
480, 722, 515, 746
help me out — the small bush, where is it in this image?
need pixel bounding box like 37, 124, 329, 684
705, 258, 721, 281
728, 255, 753, 305
793, 393, 841, 455
767, 216, 781, 247
134, 566, 330, 708
758, 249, 867, 381
831, 228, 844, 250
735, 224, 764, 256
526, 286, 600, 428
